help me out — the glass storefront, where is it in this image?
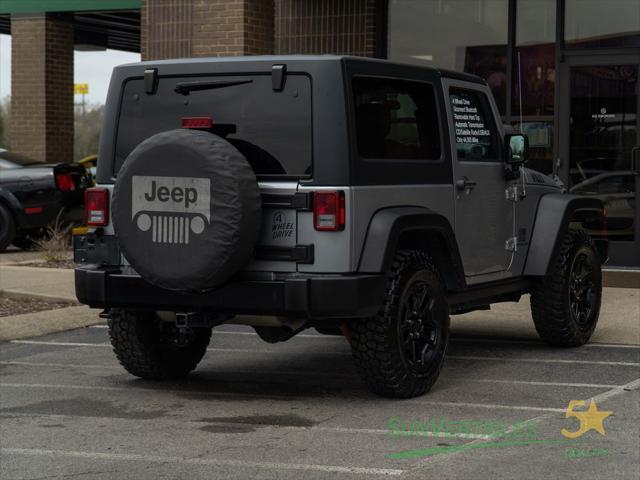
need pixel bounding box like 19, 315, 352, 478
565, 0, 640, 49
387, 0, 640, 266
387, 0, 509, 113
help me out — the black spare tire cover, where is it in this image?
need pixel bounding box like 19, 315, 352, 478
112, 129, 261, 292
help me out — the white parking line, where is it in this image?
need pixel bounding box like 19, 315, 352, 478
0, 361, 622, 389
88, 326, 640, 349
0, 412, 489, 440
0, 448, 404, 476
11, 339, 639, 365
462, 378, 620, 389
0, 382, 569, 412
407, 400, 566, 413
450, 337, 640, 349
10, 340, 111, 347
9, 339, 351, 355
448, 355, 639, 367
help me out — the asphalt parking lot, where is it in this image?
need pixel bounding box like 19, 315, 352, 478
1, 323, 639, 480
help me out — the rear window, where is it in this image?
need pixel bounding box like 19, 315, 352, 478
114, 74, 312, 177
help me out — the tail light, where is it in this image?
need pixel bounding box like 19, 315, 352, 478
85, 188, 109, 227
313, 191, 345, 231
55, 172, 76, 192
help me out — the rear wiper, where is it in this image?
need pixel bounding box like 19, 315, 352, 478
174, 79, 252, 95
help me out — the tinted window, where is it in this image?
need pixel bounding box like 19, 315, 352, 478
353, 77, 441, 160
449, 89, 499, 161
114, 74, 312, 177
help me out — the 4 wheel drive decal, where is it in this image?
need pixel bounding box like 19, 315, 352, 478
131, 176, 210, 245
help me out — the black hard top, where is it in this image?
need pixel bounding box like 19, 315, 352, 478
117, 54, 486, 85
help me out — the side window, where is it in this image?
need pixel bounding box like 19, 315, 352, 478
353, 76, 441, 160
449, 88, 499, 161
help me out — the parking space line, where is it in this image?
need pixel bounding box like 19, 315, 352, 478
10, 340, 111, 347
0, 448, 404, 476
88, 326, 640, 349
0, 412, 489, 440
406, 376, 640, 472
0, 361, 623, 389
10, 340, 639, 365
0, 382, 569, 412
462, 379, 619, 389
450, 337, 640, 349
448, 355, 639, 367
407, 400, 566, 413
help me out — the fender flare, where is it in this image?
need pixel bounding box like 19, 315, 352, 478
524, 193, 606, 277
357, 206, 465, 290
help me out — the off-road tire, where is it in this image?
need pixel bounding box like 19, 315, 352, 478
349, 250, 449, 398
0, 204, 16, 253
107, 309, 212, 379
530, 229, 602, 347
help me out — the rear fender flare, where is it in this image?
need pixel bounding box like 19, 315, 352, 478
357, 206, 465, 291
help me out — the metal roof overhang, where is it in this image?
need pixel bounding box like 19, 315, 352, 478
0, 1, 140, 52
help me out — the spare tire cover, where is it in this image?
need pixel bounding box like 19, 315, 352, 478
112, 129, 261, 292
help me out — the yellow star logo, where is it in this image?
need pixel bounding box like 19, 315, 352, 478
561, 399, 613, 439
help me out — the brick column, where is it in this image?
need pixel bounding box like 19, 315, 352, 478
141, 0, 275, 61
10, 14, 74, 164
275, 0, 379, 56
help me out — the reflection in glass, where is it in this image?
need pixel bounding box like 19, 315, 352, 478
565, 0, 640, 49
513, 0, 556, 117
388, 0, 509, 113
515, 122, 554, 174
569, 65, 637, 241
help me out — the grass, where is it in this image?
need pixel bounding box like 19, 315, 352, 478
34, 212, 73, 264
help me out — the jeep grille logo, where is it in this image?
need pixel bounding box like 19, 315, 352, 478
131, 176, 210, 245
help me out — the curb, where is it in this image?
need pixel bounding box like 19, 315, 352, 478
0, 305, 104, 342
1, 289, 77, 303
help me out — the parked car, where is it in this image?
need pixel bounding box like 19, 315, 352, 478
0, 149, 91, 252
78, 154, 98, 186
570, 171, 636, 240
75, 56, 607, 398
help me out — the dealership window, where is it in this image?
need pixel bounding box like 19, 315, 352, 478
565, 0, 640, 49
388, 0, 509, 114
353, 77, 441, 160
512, 0, 556, 174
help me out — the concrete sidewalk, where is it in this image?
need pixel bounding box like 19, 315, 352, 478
0, 265, 76, 301
1, 264, 638, 345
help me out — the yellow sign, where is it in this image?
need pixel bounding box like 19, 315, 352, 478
74, 83, 89, 95
561, 399, 613, 438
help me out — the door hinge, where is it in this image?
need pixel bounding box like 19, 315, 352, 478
505, 184, 525, 202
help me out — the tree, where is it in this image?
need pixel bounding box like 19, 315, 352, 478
74, 103, 104, 161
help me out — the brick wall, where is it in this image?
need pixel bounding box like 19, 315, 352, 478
275, 0, 379, 56
142, 0, 275, 60
141, 0, 193, 60
10, 14, 73, 163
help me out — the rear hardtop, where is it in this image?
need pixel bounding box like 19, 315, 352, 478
97, 55, 352, 186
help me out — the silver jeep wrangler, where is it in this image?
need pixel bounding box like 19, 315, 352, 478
75, 56, 607, 398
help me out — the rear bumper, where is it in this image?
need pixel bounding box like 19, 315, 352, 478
75, 267, 386, 319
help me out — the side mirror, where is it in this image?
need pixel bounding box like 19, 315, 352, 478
505, 134, 529, 166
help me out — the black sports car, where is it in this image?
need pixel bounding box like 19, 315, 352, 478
0, 149, 91, 252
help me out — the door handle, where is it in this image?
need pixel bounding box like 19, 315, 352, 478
456, 177, 477, 190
